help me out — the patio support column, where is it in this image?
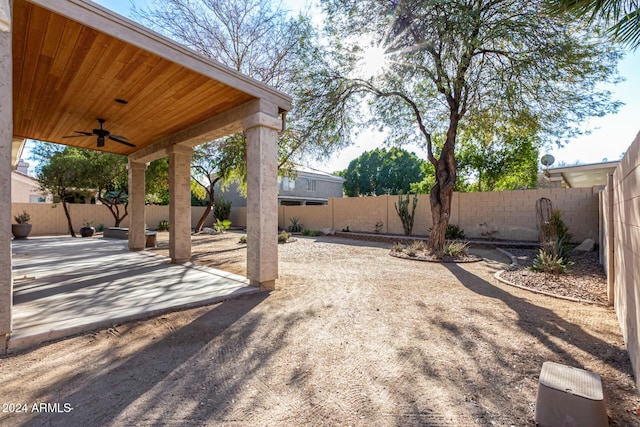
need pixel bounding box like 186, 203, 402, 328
168, 145, 193, 263
243, 102, 281, 290
127, 160, 147, 251
0, 2, 12, 352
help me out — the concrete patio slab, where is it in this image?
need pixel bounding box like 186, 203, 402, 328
9, 237, 259, 352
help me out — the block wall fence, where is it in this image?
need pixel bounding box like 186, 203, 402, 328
10, 203, 215, 235
231, 187, 601, 243
601, 130, 640, 390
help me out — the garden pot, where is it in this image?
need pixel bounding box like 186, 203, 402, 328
80, 226, 95, 237
11, 223, 32, 239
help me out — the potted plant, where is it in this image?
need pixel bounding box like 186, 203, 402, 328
80, 220, 95, 238
12, 210, 32, 239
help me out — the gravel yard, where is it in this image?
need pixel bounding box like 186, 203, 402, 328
1, 231, 637, 426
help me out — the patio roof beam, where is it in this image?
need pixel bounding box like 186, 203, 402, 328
129, 99, 279, 163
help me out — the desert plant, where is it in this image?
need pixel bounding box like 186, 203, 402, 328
213, 197, 232, 221
239, 235, 247, 244
442, 241, 469, 257
550, 210, 572, 243
374, 221, 384, 233
157, 220, 169, 231
390, 242, 405, 252
287, 217, 303, 232
96, 224, 104, 232
302, 229, 322, 236
394, 193, 418, 236
446, 224, 465, 240
342, 225, 350, 232
213, 219, 232, 233
14, 210, 30, 224
531, 249, 572, 275
429, 224, 466, 240
405, 246, 418, 257
409, 240, 427, 252
278, 230, 291, 243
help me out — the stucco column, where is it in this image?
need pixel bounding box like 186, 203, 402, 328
244, 105, 281, 290
0, 3, 12, 352
168, 145, 193, 263
127, 160, 147, 251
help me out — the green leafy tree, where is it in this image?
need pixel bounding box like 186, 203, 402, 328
191, 135, 244, 232
455, 117, 541, 191
35, 146, 93, 237
339, 147, 426, 196
314, 0, 620, 251
546, 0, 640, 48
80, 151, 130, 226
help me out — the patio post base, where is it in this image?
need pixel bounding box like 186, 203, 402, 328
251, 279, 275, 291
0, 333, 8, 354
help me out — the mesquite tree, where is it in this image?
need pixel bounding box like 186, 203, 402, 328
315, 0, 620, 251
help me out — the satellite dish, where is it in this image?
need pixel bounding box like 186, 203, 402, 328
540, 154, 555, 167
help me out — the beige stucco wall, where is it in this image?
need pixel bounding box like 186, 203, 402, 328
604, 131, 640, 389
232, 188, 600, 242
11, 172, 49, 203
10, 203, 215, 235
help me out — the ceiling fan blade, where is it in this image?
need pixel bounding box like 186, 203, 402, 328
109, 135, 136, 147
110, 135, 129, 141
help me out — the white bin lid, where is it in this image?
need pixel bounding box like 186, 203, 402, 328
539, 362, 604, 401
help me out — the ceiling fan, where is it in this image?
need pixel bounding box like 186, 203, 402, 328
62, 118, 135, 148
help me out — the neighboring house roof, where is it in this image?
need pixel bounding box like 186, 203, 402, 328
544, 160, 620, 188
292, 165, 346, 182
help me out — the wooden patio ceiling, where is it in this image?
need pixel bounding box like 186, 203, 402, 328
11, 0, 291, 157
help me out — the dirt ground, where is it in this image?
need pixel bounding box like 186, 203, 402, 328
1, 231, 638, 426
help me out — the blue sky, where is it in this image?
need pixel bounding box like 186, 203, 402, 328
93, 0, 639, 172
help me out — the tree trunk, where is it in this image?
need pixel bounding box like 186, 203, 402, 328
62, 200, 76, 238
428, 116, 459, 252
195, 185, 215, 233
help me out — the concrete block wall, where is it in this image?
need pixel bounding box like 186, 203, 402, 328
458, 188, 600, 242
606, 131, 640, 389
279, 205, 331, 231
10, 203, 214, 235
230, 189, 600, 242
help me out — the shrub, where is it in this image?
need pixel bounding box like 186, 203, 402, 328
442, 241, 469, 257
531, 249, 573, 275
446, 224, 465, 240
409, 241, 427, 252
287, 217, 303, 232
374, 221, 384, 233
342, 225, 350, 232
278, 231, 291, 243
302, 229, 322, 236
14, 210, 30, 224
390, 242, 405, 252
96, 224, 104, 232
428, 224, 465, 240
239, 235, 247, 244
157, 220, 169, 231
213, 197, 232, 221
405, 246, 417, 257
395, 193, 418, 236
213, 219, 232, 233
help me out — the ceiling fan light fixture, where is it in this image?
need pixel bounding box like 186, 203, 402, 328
97, 136, 105, 147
